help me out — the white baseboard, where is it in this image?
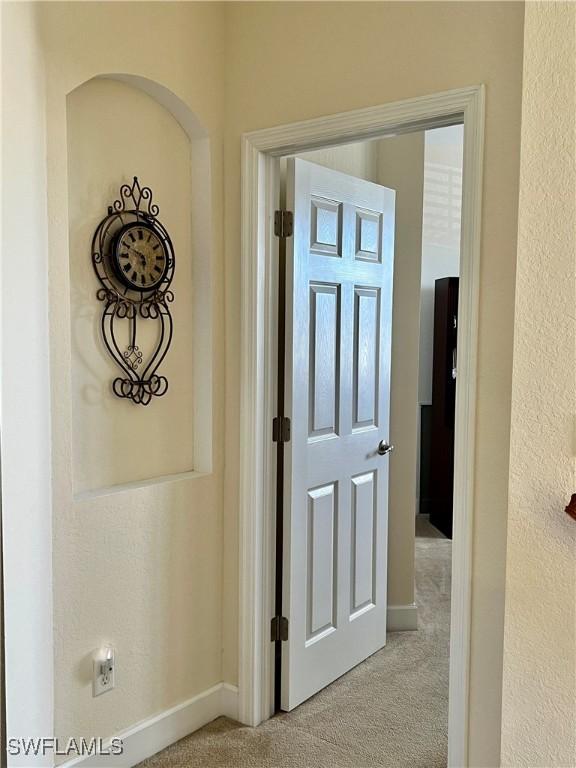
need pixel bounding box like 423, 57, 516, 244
387, 603, 418, 631
59, 682, 239, 768
220, 682, 239, 720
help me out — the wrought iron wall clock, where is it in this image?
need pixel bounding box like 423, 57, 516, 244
91, 177, 175, 405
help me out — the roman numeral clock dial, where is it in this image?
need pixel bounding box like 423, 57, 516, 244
112, 222, 168, 291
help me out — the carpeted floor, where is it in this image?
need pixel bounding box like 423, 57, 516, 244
139, 515, 451, 768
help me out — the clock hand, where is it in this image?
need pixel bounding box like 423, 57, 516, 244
126, 244, 145, 258
126, 245, 148, 267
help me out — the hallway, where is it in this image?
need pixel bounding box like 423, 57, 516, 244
139, 518, 451, 768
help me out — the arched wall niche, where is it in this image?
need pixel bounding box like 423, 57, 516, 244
67, 73, 213, 495
102, 74, 209, 140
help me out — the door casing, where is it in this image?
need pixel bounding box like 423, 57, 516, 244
238, 86, 485, 768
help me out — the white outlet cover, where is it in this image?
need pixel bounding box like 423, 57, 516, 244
93, 646, 115, 697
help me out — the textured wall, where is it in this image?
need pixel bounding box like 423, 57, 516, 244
501, 3, 576, 766
4, 3, 538, 764
1, 3, 54, 755
36, 0, 227, 749
68, 79, 195, 493
223, 4, 524, 765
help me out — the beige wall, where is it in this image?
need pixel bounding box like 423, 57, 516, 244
378, 133, 425, 608
299, 140, 379, 182
3, 2, 532, 764
68, 79, 197, 493
223, 4, 525, 766
501, 3, 576, 766
35, 0, 227, 747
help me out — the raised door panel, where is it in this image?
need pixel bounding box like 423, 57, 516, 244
306, 483, 338, 644
350, 471, 377, 618
353, 287, 380, 429
310, 197, 343, 257
309, 283, 340, 439
355, 209, 382, 262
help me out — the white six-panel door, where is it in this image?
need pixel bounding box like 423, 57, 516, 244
282, 158, 396, 710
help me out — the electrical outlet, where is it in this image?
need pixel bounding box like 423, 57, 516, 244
93, 646, 115, 697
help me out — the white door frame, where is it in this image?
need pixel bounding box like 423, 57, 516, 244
238, 85, 485, 768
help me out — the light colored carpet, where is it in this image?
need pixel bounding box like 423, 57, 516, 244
139, 516, 451, 768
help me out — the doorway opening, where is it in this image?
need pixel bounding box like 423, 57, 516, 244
238, 87, 484, 768
265, 124, 464, 760
418, 125, 463, 541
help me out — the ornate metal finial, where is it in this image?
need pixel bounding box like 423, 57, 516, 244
112, 176, 160, 218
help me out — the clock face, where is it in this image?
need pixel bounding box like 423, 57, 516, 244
113, 223, 168, 291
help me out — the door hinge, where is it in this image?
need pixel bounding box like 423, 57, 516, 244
272, 416, 291, 443
274, 209, 293, 239
271, 615, 289, 642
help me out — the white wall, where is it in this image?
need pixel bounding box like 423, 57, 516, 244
1, 4, 53, 760
501, 3, 576, 765
418, 125, 463, 405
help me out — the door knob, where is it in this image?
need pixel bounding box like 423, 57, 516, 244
377, 440, 394, 456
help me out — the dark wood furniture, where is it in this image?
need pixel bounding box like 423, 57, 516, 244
429, 277, 459, 539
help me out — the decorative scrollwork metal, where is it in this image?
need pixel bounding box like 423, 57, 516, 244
112, 175, 160, 217
91, 177, 175, 406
